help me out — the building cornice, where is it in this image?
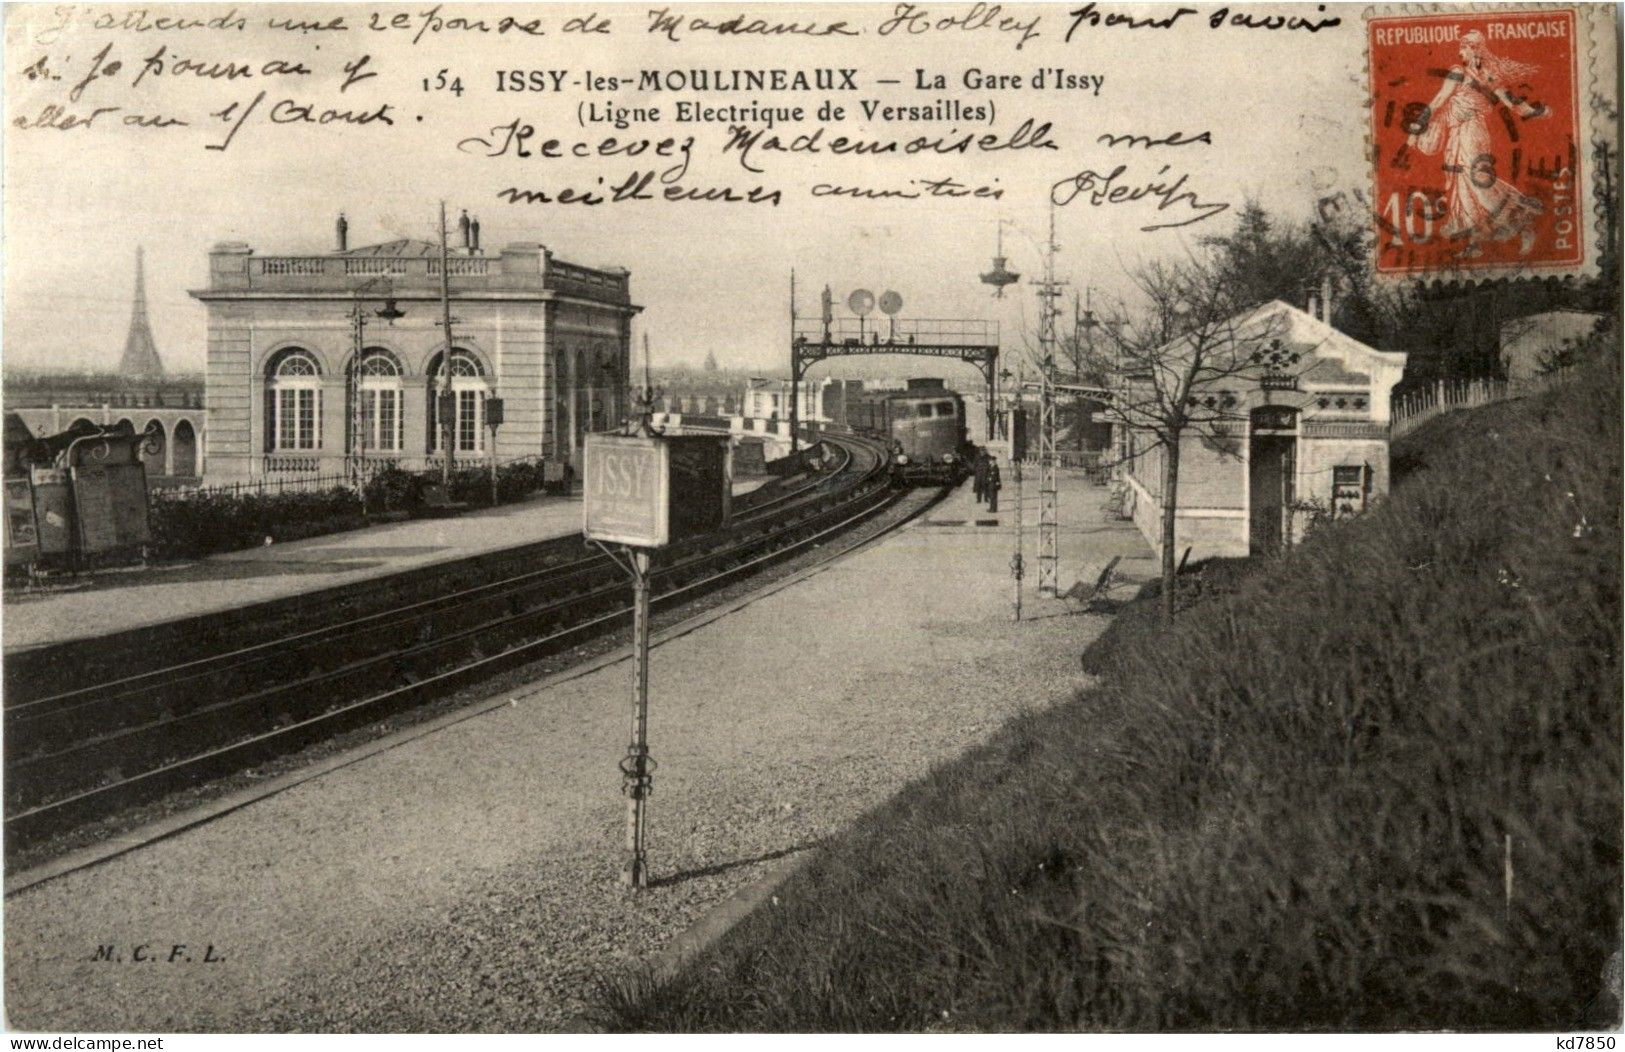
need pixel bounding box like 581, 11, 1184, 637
187, 289, 644, 315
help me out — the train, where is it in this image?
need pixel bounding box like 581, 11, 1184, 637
844, 378, 976, 485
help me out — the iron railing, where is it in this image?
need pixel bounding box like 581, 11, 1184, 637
1390, 369, 1573, 439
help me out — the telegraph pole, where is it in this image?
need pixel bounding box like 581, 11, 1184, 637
350, 305, 366, 495
438, 201, 455, 486
788, 271, 800, 453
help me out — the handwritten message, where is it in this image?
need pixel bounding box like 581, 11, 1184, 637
8, 2, 1347, 230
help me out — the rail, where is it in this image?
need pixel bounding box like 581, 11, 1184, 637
3, 434, 900, 846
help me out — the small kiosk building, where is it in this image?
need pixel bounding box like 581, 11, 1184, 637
1120, 301, 1408, 561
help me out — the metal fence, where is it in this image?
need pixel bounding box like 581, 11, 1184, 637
156, 454, 547, 502
1390, 369, 1573, 440
156, 472, 356, 500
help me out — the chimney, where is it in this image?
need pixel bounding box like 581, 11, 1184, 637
470, 216, 481, 253
1320, 272, 1335, 325
459, 209, 472, 250
336, 212, 348, 252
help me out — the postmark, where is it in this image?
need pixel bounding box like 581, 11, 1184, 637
1366, 6, 1592, 279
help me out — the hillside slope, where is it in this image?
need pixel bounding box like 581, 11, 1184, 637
601, 353, 1623, 1032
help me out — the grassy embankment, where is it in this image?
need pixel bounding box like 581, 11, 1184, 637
599, 353, 1622, 1031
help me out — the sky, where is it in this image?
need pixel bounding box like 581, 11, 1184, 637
2, 2, 1409, 377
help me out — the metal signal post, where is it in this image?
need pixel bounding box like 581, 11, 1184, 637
583, 368, 728, 890
601, 382, 663, 889
589, 535, 657, 890
621, 545, 655, 888
484, 396, 504, 505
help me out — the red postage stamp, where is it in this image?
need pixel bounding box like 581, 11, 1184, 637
1368, 8, 1586, 278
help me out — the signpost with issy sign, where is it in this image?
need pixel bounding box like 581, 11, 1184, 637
583, 403, 729, 888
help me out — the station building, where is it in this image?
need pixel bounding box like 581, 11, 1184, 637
1120, 300, 1408, 560
190, 215, 640, 484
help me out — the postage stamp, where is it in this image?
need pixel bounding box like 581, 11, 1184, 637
1367, 6, 1592, 279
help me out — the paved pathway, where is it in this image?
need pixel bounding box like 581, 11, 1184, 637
3, 471, 1154, 1031
1, 491, 589, 652
4, 475, 780, 653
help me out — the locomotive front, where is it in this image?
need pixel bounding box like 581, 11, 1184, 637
887, 383, 970, 484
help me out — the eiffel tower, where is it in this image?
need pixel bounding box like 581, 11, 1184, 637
119, 247, 166, 379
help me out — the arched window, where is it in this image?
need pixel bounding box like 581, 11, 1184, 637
429, 350, 489, 454
571, 348, 588, 449
270, 350, 322, 451
171, 419, 199, 477
593, 357, 620, 432
356, 349, 403, 452
140, 419, 166, 477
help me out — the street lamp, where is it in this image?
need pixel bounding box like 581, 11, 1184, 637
630, 333, 663, 435
350, 277, 405, 493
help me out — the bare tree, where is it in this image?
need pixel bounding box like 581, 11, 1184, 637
1095, 252, 1304, 623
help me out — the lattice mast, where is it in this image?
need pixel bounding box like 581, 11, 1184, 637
1034, 203, 1064, 597
1011, 361, 1025, 621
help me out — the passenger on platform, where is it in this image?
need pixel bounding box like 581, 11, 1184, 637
973, 450, 988, 503
986, 459, 1001, 514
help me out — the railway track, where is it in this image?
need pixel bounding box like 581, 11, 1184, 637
2, 441, 839, 696
4, 432, 901, 849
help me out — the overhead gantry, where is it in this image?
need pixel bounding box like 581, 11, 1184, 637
790, 284, 1000, 448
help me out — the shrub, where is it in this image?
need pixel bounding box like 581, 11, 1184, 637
149, 485, 364, 558
149, 459, 549, 559
363, 465, 423, 514
497, 459, 546, 502
442, 460, 547, 508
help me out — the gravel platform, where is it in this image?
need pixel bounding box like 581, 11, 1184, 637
4, 474, 1154, 1032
